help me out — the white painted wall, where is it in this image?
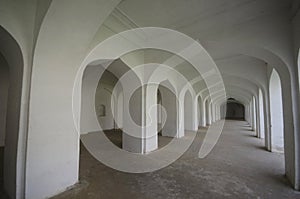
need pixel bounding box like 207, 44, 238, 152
25, 1, 121, 199
0, 0, 300, 197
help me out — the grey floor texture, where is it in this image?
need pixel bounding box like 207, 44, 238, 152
1, 120, 300, 198
51, 120, 300, 199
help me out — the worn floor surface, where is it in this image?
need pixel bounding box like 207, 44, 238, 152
51, 120, 300, 199
1, 121, 300, 198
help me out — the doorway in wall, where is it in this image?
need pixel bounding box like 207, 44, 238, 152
184, 90, 194, 131
0, 53, 9, 199
0, 26, 24, 199
269, 69, 284, 153
96, 70, 123, 148
225, 98, 245, 121
157, 81, 177, 148
157, 89, 162, 136
80, 59, 133, 154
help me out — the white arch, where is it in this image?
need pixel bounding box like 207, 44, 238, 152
184, 90, 194, 131
269, 69, 284, 152
258, 88, 265, 139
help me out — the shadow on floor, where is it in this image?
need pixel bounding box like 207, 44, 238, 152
243, 134, 258, 138
104, 129, 173, 149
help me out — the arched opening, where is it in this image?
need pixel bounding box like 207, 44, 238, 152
96, 70, 123, 148
258, 89, 265, 139
158, 81, 178, 138
157, 89, 162, 135
0, 52, 9, 198
80, 59, 141, 150
0, 26, 24, 198
197, 95, 203, 128
156, 87, 173, 148
116, 91, 123, 130
225, 98, 245, 120
252, 96, 257, 132
184, 90, 193, 131
269, 69, 284, 153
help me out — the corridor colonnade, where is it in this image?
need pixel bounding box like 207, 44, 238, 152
0, 1, 300, 199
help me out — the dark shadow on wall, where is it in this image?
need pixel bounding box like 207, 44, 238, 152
0, 147, 9, 199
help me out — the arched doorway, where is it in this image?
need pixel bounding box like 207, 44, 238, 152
0, 26, 24, 198
258, 89, 265, 139
184, 90, 193, 131
197, 95, 205, 127
157, 89, 162, 135
95, 70, 123, 148
225, 98, 245, 120
158, 80, 178, 138
269, 69, 284, 152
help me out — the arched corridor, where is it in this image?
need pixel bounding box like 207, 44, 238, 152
1, 1, 300, 199
225, 98, 245, 120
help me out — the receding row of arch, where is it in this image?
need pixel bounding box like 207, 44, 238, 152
79, 56, 285, 158
0, 21, 299, 199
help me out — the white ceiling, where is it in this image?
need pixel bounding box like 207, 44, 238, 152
114, 0, 293, 103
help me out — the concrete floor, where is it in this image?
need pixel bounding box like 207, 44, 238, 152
1, 121, 300, 198
51, 120, 300, 199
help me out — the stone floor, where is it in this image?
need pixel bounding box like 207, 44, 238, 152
51, 120, 300, 199
1, 121, 300, 199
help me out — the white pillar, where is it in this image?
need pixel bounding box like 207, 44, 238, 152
178, 99, 185, 137
192, 97, 199, 131
123, 86, 144, 153
252, 97, 257, 132
206, 100, 211, 126
263, 91, 272, 151
123, 84, 162, 153
258, 89, 265, 139
255, 95, 260, 137
144, 84, 158, 152
199, 96, 206, 127
211, 103, 215, 123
